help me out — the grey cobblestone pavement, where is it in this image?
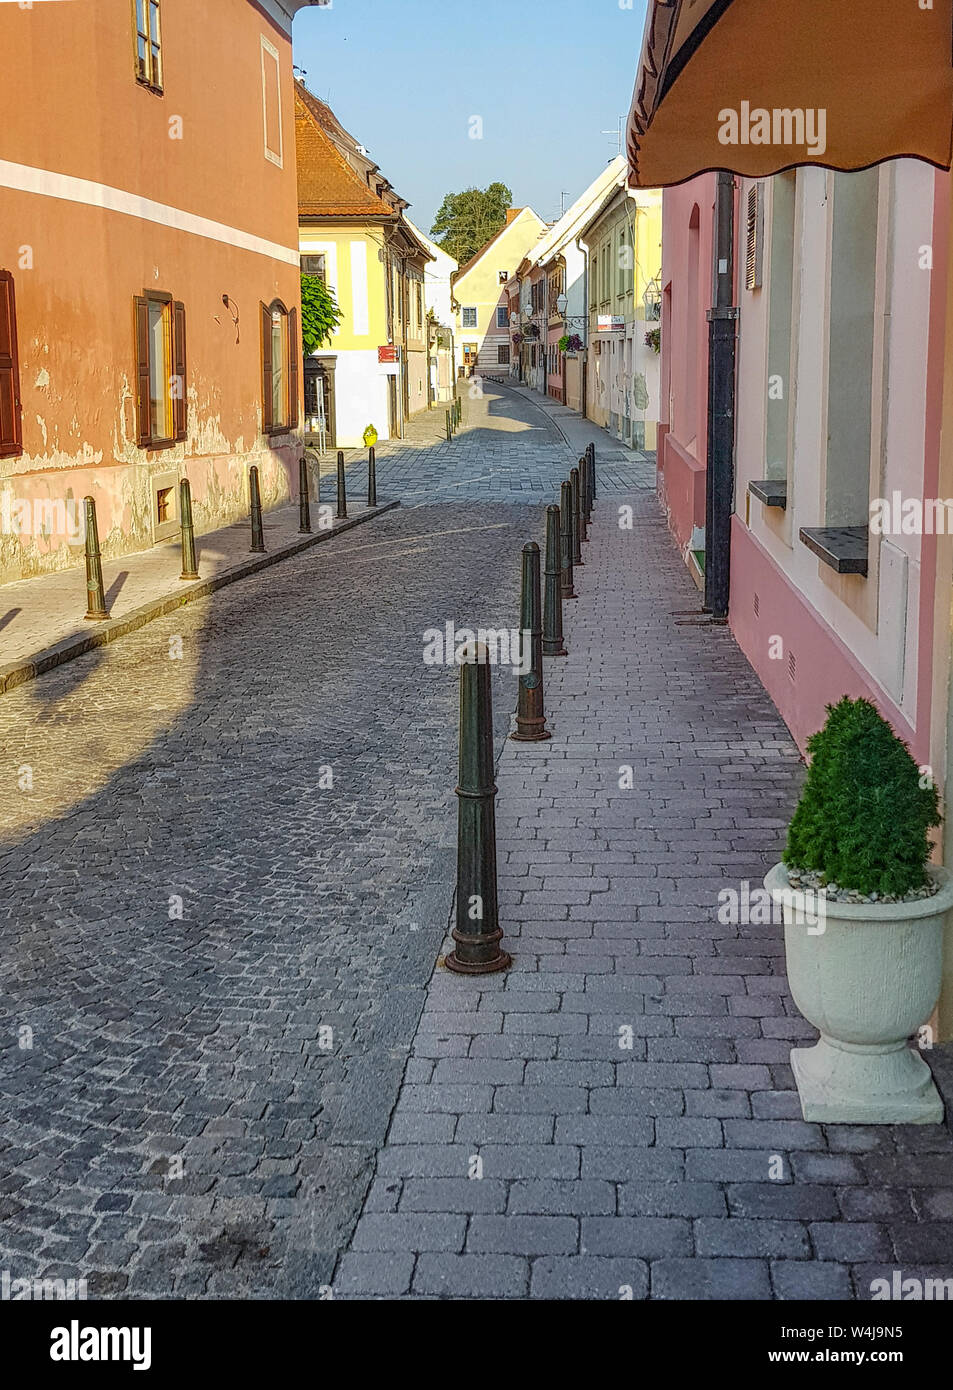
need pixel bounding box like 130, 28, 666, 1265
3, 381, 952, 1301
336, 449, 953, 1301
0, 386, 579, 1298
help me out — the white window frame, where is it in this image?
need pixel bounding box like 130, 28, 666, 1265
261, 35, 283, 168
461, 306, 478, 328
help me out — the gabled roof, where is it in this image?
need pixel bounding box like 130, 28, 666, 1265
295, 84, 399, 219
528, 157, 628, 270
451, 207, 547, 285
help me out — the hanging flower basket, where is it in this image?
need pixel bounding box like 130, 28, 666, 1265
645, 327, 661, 354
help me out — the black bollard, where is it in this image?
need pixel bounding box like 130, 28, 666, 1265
249, 465, 265, 553
571, 467, 583, 566
82, 495, 109, 620
542, 504, 567, 658
445, 643, 512, 975
298, 456, 311, 534
588, 441, 597, 501
446, 409, 452, 441
367, 446, 377, 507
560, 479, 576, 599
510, 541, 552, 742
577, 456, 589, 543
336, 450, 347, 519
179, 477, 199, 579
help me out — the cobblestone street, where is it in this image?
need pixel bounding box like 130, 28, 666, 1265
0, 384, 642, 1297
3, 382, 953, 1302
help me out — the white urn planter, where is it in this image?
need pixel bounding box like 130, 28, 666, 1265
764, 862, 953, 1124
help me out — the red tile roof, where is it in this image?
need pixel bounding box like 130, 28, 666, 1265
295, 87, 396, 219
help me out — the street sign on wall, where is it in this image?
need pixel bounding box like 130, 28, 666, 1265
378, 345, 400, 363
597, 315, 625, 333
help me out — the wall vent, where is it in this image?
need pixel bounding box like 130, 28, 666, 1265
788, 650, 797, 682
753, 591, 760, 617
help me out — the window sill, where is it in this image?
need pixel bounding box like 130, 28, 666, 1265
799, 525, 868, 576
141, 437, 176, 453
136, 78, 164, 97
749, 478, 787, 509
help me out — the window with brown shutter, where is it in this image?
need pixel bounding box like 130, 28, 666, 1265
134, 290, 182, 450
262, 299, 297, 435
0, 270, 23, 459
261, 302, 274, 433
134, 295, 151, 447
288, 306, 299, 430
173, 301, 187, 441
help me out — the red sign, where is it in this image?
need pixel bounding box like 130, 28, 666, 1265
378, 345, 399, 363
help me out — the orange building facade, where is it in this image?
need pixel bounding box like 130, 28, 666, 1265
0, 0, 317, 585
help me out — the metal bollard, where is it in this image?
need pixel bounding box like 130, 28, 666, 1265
560, 479, 576, 599
446, 409, 452, 441
542, 504, 567, 657
298, 456, 311, 535
249, 465, 265, 553
588, 441, 597, 501
82, 496, 110, 620
571, 467, 584, 566
179, 477, 199, 579
510, 541, 552, 742
367, 446, 377, 507
445, 642, 512, 975
578, 456, 589, 542
336, 450, 348, 519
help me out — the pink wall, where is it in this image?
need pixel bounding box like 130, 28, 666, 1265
656, 174, 717, 551
730, 519, 923, 761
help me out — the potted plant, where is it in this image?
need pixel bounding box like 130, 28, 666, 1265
644, 326, 661, 354
765, 697, 952, 1123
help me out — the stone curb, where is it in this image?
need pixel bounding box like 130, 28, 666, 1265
0, 499, 400, 696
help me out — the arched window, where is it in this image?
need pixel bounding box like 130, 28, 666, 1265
261, 298, 299, 434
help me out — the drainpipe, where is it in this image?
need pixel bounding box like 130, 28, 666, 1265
703, 171, 739, 620
576, 234, 589, 418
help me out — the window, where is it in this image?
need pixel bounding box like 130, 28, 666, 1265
416, 281, 423, 329
497, 345, 510, 365
300, 254, 327, 283
134, 292, 186, 449
765, 173, 796, 479
496, 307, 509, 328
0, 270, 22, 459
261, 300, 299, 434
261, 35, 283, 166
461, 306, 477, 328
134, 0, 163, 92
498, 270, 508, 283
745, 182, 765, 290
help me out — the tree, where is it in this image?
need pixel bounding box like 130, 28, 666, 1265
300, 275, 343, 355
430, 183, 513, 266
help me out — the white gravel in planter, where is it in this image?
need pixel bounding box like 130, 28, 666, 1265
785, 866, 941, 906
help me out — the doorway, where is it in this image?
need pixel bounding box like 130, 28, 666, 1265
304, 358, 336, 453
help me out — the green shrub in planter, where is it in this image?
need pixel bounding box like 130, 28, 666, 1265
783, 696, 940, 897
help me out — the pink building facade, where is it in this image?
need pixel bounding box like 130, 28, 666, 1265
659, 163, 949, 763
656, 175, 718, 569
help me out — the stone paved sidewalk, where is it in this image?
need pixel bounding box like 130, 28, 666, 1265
336, 483, 953, 1301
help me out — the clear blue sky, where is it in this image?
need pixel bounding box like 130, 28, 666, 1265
292, 0, 648, 235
